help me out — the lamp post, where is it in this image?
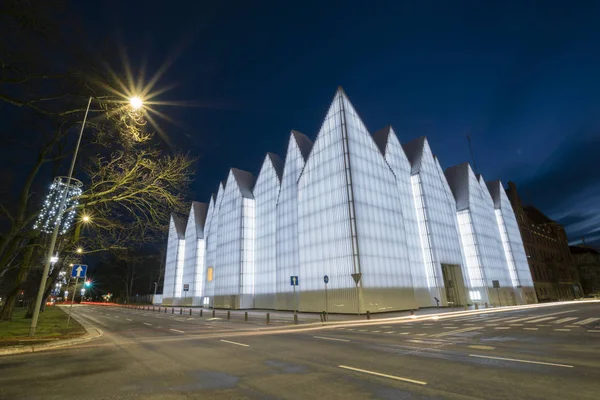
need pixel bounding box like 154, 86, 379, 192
29, 96, 143, 336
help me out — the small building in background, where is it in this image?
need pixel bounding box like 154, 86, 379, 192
506, 182, 582, 301
570, 245, 600, 296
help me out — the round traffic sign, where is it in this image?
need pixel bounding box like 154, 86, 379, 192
324, 275, 329, 284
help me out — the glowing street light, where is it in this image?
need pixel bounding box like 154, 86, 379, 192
129, 96, 143, 110
82, 214, 90, 223
76, 247, 83, 254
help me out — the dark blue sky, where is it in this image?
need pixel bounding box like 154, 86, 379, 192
77, 0, 600, 246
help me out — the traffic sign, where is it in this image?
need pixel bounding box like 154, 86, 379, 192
324, 275, 329, 284
351, 272, 362, 284
290, 276, 299, 286
71, 264, 87, 278
183, 284, 189, 292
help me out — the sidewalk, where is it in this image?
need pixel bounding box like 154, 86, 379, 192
0, 306, 103, 356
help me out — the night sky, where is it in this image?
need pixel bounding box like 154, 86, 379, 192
75, 1, 600, 246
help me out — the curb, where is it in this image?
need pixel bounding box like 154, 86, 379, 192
0, 308, 103, 357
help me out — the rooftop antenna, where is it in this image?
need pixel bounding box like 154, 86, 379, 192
466, 133, 478, 174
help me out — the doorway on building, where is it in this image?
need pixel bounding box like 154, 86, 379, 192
441, 264, 466, 306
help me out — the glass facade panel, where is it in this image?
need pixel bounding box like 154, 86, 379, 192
254, 156, 280, 309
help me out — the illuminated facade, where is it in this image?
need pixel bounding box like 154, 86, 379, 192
162, 215, 186, 305
161, 88, 536, 311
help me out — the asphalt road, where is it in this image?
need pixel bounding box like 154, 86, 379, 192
1, 301, 599, 400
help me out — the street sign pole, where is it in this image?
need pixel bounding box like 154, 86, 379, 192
325, 283, 328, 318
66, 276, 79, 328
293, 284, 297, 318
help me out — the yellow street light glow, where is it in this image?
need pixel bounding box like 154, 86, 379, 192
82, 215, 90, 223
76, 248, 83, 254
129, 96, 143, 110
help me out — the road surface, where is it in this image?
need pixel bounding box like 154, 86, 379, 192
1, 301, 599, 399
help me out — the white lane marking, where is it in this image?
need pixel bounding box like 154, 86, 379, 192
468, 345, 495, 350
143, 323, 152, 326
553, 317, 578, 324
338, 365, 427, 385
463, 323, 476, 326
415, 333, 427, 336
114, 316, 119, 318
554, 329, 571, 332
430, 326, 482, 338
469, 354, 573, 368
504, 310, 575, 323
423, 323, 434, 326
346, 329, 355, 331
526, 317, 557, 323
371, 330, 381, 333
523, 328, 538, 331
314, 336, 350, 342
384, 331, 395, 334
359, 329, 367, 332
536, 324, 551, 327
406, 339, 450, 345
485, 316, 519, 323
220, 339, 249, 347
443, 326, 458, 329
565, 325, 580, 328
169, 329, 185, 333
509, 324, 523, 326
575, 318, 600, 325
486, 324, 499, 326
587, 330, 600, 333
494, 327, 510, 330
126, 318, 133, 321
398, 332, 410, 335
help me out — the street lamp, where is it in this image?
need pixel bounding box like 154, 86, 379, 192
76, 247, 83, 254
29, 94, 144, 337
129, 96, 144, 110
82, 214, 90, 223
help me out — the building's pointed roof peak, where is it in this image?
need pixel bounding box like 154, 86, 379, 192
189, 201, 208, 238
230, 168, 256, 198
265, 152, 284, 181
402, 136, 429, 174
373, 125, 393, 156
291, 130, 313, 161
171, 214, 187, 238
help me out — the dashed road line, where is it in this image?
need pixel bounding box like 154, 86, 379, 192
314, 336, 350, 342
143, 323, 152, 326
384, 331, 395, 334
553, 317, 578, 324
468, 345, 495, 350
126, 318, 133, 321
169, 329, 185, 333
554, 329, 570, 332
469, 354, 573, 368
220, 339, 249, 347
575, 318, 600, 326
494, 327, 510, 330
587, 330, 600, 333
430, 326, 482, 338
527, 317, 557, 324
523, 328, 538, 331
338, 365, 427, 385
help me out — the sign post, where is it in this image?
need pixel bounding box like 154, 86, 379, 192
67, 264, 87, 328
290, 276, 298, 320
183, 284, 189, 300
492, 280, 501, 306
323, 275, 329, 319
351, 273, 362, 316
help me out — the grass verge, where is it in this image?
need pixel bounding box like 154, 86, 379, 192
0, 306, 85, 347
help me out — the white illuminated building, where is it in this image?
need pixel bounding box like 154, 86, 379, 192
162, 215, 186, 305
161, 88, 537, 311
